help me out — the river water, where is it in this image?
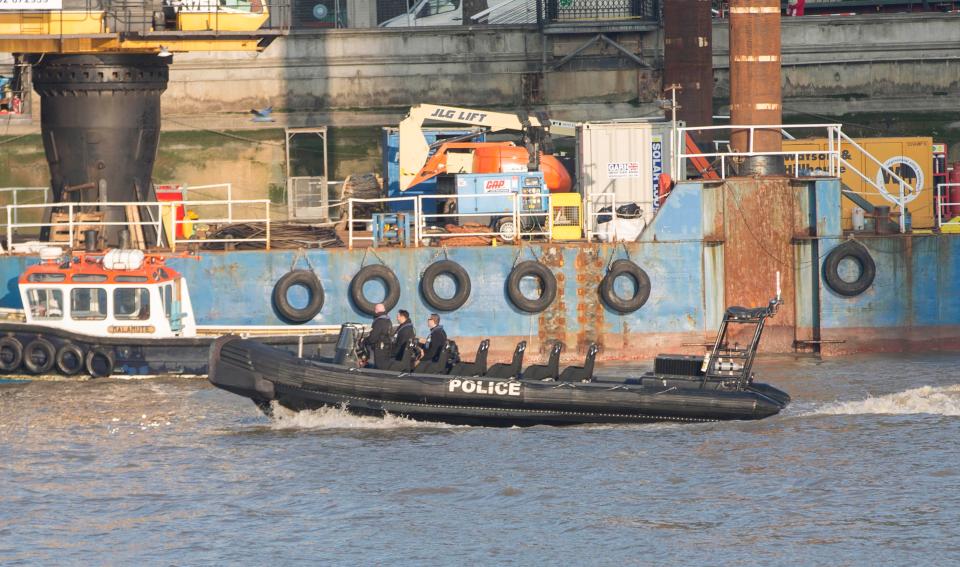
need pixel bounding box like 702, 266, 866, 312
2, 353, 960, 566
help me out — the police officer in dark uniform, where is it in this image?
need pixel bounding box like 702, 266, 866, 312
392, 309, 415, 361
364, 303, 393, 368
420, 313, 447, 363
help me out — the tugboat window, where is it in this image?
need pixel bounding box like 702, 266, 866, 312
27, 288, 63, 320
71, 288, 108, 320
114, 288, 151, 320
27, 273, 66, 282
164, 285, 173, 319
71, 274, 108, 282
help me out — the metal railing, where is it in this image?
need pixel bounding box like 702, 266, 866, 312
170, 199, 271, 250
937, 183, 960, 229
345, 193, 555, 249
0, 187, 49, 226
5, 201, 166, 250
0, 197, 271, 253
538, 0, 659, 24
583, 191, 655, 241
675, 123, 920, 233
346, 196, 418, 250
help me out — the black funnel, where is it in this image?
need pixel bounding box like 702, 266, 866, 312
30, 53, 169, 244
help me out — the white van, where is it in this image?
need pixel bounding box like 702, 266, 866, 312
379, 0, 534, 27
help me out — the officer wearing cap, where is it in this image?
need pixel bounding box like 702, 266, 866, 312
420, 313, 447, 363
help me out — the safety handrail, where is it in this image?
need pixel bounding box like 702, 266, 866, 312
0, 197, 269, 253
346, 196, 419, 249
937, 183, 960, 228
674, 123, 843, 182
345, 191, 556, 249
675, 122, 919, 233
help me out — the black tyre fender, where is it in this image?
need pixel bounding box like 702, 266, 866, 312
272, 269, 325, 324
86, 348, 115, 378
600, 259, 652, 314
506, 261, 557, 313
420, 260, 471, 312
56, 343, 85, 376
823, 240, 876, 297
23, 337, 56, 374
0, 336, 23, 373
350, 264, 401, 316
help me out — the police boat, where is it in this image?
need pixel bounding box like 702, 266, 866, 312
209, 295, 790, 426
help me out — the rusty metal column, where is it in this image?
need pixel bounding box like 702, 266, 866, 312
663, 0, 713, 129
729, 0, 784, 175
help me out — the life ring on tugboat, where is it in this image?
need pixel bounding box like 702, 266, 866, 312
600, 259, 651, 314
823, 240, 875, 297
350, 265, 401, 315
23, 338, 56, 374
272, 270, 325, 324
420, 260, 471, 312
0, 336, 23, 372
56, 344, 85, 376
506, 261, 557, 313
85, 348, 115, 378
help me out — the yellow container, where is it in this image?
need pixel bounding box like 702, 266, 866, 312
550, 192, 583, 240
783, 136, 935, 229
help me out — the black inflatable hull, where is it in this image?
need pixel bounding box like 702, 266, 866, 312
209, 337, 789, 427
0, 323, 335, 378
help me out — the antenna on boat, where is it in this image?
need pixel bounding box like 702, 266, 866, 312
776, 271, 781, 302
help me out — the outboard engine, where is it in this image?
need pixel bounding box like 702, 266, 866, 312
333, 324, 365, 366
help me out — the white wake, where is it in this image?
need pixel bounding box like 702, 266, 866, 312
267, 402, 461, 430
811, 384, 960, 417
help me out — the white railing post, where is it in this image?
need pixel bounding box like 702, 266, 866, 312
265, 200, 271, 251
6, 207, 11, 252
513, 193, 521, 240
348, 198, 354, 250
937, 184, 942, 228
169, 203, 177, 252
546, 193, 553, 242
154, 204, 163, 248
68, 204, 75, 247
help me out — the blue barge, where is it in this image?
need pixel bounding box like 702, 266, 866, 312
1, 176, 957, 362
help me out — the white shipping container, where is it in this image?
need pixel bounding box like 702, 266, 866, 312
577, 120, 674, 237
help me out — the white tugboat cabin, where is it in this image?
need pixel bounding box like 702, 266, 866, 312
20, 247, 197, 339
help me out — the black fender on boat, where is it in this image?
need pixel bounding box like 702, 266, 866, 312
600, 259, 651, 314
85, 348, 115, 378
506, 261, 557, 313
56, 343, 85, 376
23, 337, 56, 374
823, 240, 875, 297
350, 265, 401, 315
272, 269, 325, 324
420, 260, 471, 312
0, 336, 23, 373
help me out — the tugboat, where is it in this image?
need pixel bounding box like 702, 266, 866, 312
208, 296, 791, 426
0, 246, 338, 378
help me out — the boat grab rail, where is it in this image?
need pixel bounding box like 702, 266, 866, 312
346, 196, 420, 250
936, 183, 960, 228
0, 198, 271, 253
418, 192, 553, 242
674, 123, 918, 233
